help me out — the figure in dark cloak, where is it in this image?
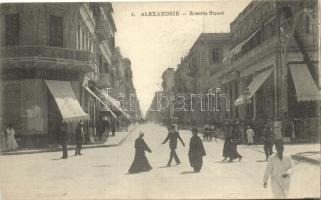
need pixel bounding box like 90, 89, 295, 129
128, 132, 152, 173
222, 132, 232, 161
229, 123, 243, 162
188, 128, 206, 172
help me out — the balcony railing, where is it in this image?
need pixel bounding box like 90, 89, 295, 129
223, 36, 278, 74
1, 45, 94, 62
0, 45, 96, 71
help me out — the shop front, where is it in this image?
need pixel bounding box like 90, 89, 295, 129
1, 79, 89, 147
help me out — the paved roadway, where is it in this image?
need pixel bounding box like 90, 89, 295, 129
0, 123, 319, 199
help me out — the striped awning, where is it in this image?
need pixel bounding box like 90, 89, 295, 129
289, 64, 319, 102
94, 87, 131, 120
235, 68, 273, 106
45, 80, 89, 122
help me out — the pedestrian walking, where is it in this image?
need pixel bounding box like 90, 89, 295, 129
88, 125, 95, 144
263, 140, 294, 198
0, 130, 7, 152
222, 131, 231, 161
263, 123, 274, 160
128, 131, 152, 173
245, 125, 255, 145
228, 123, 242, 162
111, 118, 117, 137
104, 118, 110, 140
6, 123, 18, 151
59, 122, 68, 159
212, 125, 217, 142
97, 119, 104, 142
162, 124, 185, 166
273, 120, 283, 141
188, 128, 206, 172
75, 120, 85, 156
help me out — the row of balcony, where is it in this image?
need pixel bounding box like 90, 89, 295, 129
0, 45, 96, 72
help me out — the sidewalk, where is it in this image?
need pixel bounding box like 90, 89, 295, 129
1, 125, 138, 156
285, 143, 320, 164
242, 142, 320, 165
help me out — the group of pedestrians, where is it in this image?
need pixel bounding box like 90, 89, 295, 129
128, 124, 206, 174
0, 123, 18, 152
98, 118, 118, 142
58, 120, 86, 159
221, 119, 295, 198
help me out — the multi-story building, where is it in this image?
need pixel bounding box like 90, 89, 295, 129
0, 3, 134, 147
146, 68, 175, 124
161, 68, 175, 124
146, 91, 163, 123
221, 0, 319, 141
173, 61, 193, 125
172, 33, 231, 126
112, 47, 142, 123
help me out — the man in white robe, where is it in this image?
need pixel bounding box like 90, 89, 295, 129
245, 126, 254, 145
263, 141, 294, 198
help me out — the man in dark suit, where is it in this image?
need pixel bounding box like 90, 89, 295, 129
110, 119, 117, 137
59, 122, 68, 159
162, 124, 185, 166
75, 120, 85, 156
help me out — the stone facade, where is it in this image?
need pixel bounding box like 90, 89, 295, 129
172, 33, 231, 126
0, 3, 140, 146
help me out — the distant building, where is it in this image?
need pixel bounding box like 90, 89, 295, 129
112, 47, 142, 122
173, 33, 231, 126
146, 91, 163, 123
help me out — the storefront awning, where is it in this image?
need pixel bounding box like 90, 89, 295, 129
94, 87, 131, 120
45, 80, 89, 122
235, 68, 273, 106
223, 28, 260, 62
289, 64, 319, 102
82, 84, 117, 119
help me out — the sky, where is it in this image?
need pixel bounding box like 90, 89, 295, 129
112, 0, 252, 117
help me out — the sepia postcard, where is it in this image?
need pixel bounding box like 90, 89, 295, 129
0, 0, 320, 199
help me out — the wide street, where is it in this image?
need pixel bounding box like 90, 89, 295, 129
0, 123, 319, 199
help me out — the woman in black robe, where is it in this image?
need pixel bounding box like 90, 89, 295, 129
222, 132, 232, 161
228, 124, 243, 162
188, 128, 206, 172
128, 132, 152, 173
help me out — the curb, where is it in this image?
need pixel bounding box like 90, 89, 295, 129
291, 154, 320, 165
240, 144, 320, 165
1, 125, 138, 156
